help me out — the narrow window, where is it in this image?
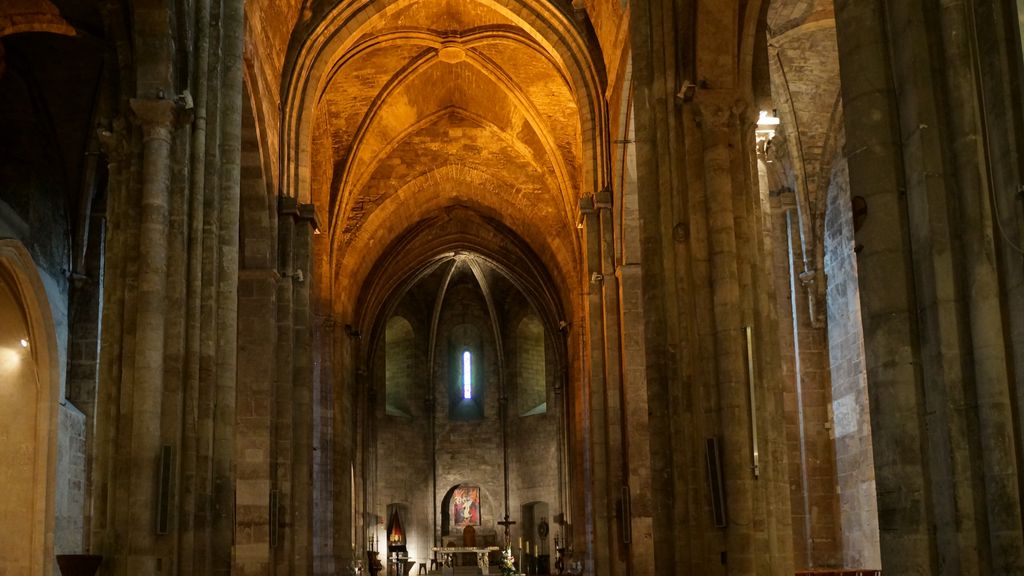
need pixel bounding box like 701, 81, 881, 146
462, 350, 472, 399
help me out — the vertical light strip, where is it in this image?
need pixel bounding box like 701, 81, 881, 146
463, 350, 472, 399
745, 325, 760, 479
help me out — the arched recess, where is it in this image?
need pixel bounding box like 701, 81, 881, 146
440, 483, 490, 538
516, 314, 546, 416
356, 210, 573, 556
519, 500, 551, 562
0, 1, 76, 37
385, 316, 415, 417
0, 240, 59, 576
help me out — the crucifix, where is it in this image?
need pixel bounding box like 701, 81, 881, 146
497, 515, 516, 549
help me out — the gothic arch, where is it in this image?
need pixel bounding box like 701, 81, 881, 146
0, 240, 60, 576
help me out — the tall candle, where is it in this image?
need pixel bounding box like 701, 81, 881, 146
518, 537, 522, 550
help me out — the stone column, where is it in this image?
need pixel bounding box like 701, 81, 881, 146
292, 202, 317, 575
833, 1, 936, 572
113, 97, 176, 574
275, 199, 297, 576
213, 1, 244, 572
836, 0, 1024, 573
183, 0, 225, 567
271, 198, 317, 575
597, 188, 628, 576
935, 2, 1024, 570
696, 93, 757, 575
91, 120, 129, 558
971, 1, 1024, 554
577, 195, 611, 574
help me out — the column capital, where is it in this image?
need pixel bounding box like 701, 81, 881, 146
576, 194, 595, 228
691, 89, 755, 130
298, 202, 323, 233
278, 196, 300, 216
594, 187, 613, 211
129, 98, 184, 141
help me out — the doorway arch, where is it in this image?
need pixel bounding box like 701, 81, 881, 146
0, 239, 60, 576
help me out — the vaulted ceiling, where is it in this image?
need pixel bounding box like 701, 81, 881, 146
305, 0, 587, 316
766, 0, 842, 236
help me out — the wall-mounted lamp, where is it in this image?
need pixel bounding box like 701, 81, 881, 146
676, 80, 696, 102
19, 338, 29, 349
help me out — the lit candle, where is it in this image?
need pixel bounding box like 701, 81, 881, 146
518, 537, 522, 550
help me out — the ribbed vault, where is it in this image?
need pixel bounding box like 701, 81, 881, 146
283, 0, 606, 322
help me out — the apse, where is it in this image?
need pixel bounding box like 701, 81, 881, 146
364, 252, 566, 566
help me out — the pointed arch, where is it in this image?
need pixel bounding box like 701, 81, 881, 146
0, 240, 60, 576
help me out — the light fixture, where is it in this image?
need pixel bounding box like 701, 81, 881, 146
757, 110, 781, 126
19, 338, 28, 349
756, 110, 780, 144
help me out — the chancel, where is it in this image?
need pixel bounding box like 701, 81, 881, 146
2, 0, 1024, 575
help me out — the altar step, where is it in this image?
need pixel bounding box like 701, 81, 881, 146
426, 569, 533, 576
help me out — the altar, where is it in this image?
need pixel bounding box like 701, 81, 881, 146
431, 547, 499, 575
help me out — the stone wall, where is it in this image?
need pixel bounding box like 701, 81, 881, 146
370, 272, 563, 565
55, 402, 87, 557
431, 278, 504, 545
373, 300, 433, 564
823, 154, 880, 569
767, 152, 841, 569
505, 299, 560, 557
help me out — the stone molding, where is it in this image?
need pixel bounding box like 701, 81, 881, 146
692, 89, 756, 131
128, 98, 185, 142
96, 118, 129, 165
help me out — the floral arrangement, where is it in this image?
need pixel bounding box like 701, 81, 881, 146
500, 547, 517, 576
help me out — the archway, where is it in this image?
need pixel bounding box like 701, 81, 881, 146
0, 240, 59, 576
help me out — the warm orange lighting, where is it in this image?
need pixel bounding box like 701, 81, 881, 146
19, 338, 28, 348
0, 347, 21, 375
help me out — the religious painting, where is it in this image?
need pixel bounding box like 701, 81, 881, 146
452, 485, 481, 528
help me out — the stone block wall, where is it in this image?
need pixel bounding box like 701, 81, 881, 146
823, 154, 880, 569
432, 280, 504, 541
55, 402, 87, 558
514, 316, 546, 415
505, 301, 560, 554
769, 181, 841, 568
371, 274, 562, 564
